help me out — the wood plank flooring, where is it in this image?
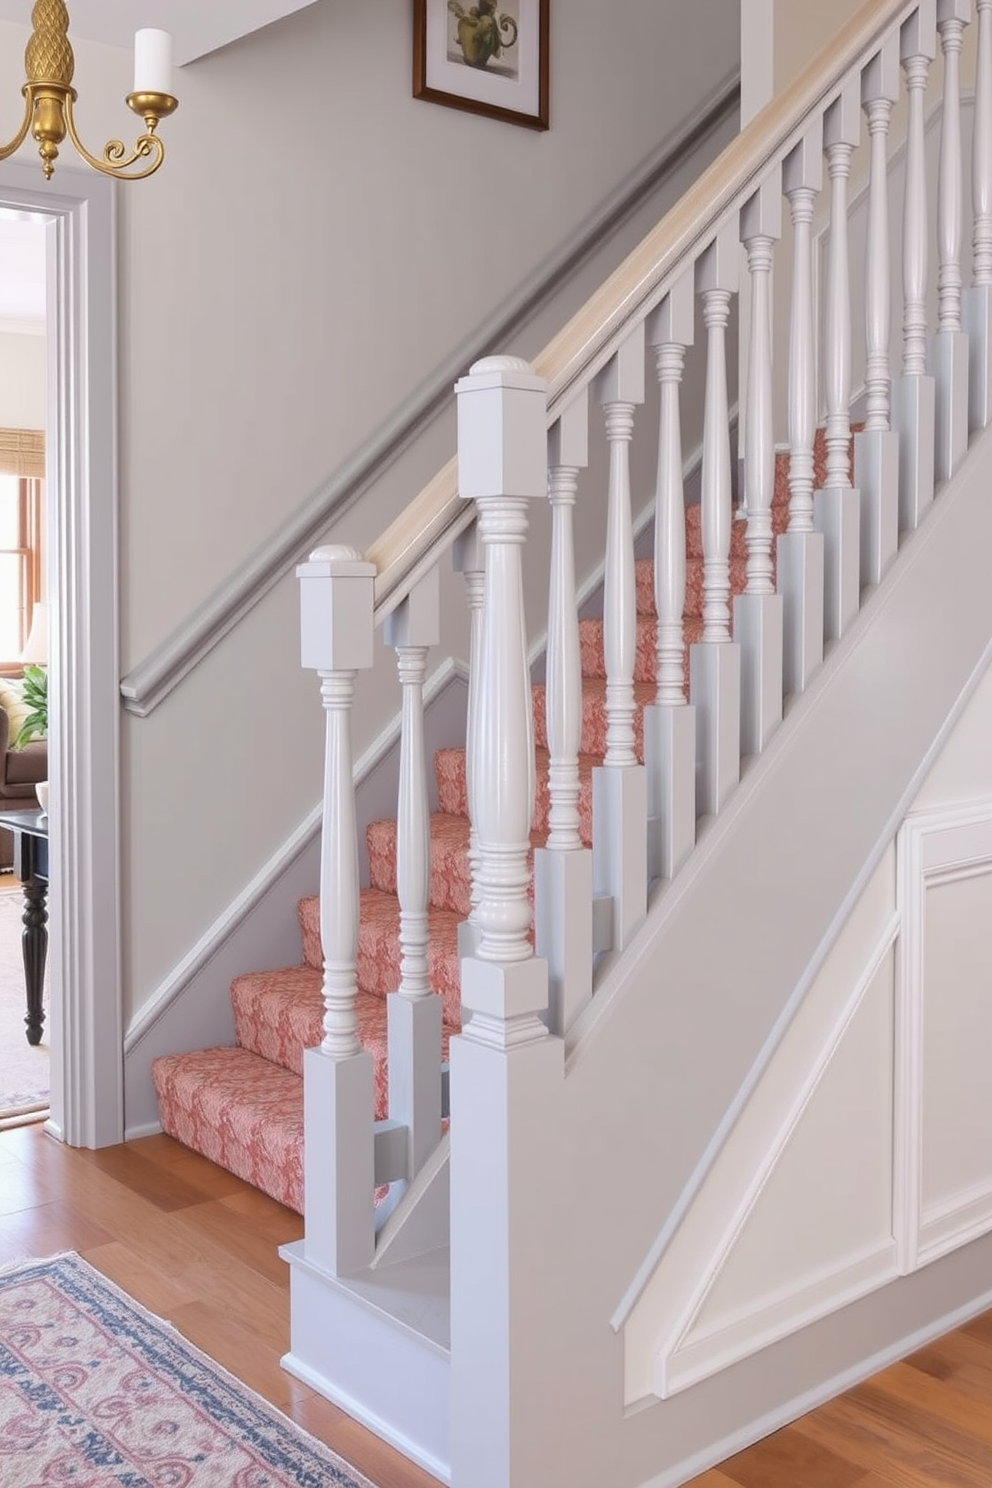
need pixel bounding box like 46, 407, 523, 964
1, 1121, 990, 1488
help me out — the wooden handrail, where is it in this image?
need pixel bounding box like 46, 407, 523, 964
369, 0, 916, 622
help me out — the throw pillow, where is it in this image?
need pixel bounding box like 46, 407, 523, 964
0, 676, 31, 747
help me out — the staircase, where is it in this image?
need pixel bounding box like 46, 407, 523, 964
151, 459, 806, 1211
147, 2, 992, 1484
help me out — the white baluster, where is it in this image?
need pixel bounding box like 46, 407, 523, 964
892, 3, 937, 530
778, 125, 826, 697
736, 173, 784, 756
592, 327, 647, 955
645, 273, 697, 880
544, 415, 585, 853
691, 225, 741, 816
297, 543, 376, 1276
653, 336, 690, 709
964, 0, 992, 431
855, 40, 900, 587
384, 567, 443, 1184
456, 356, 548, 1040
449, 362, 563, 1488
931, 0, 971, 479
453, 522, 483, 958
814, 81, 862, 645
535, 395, 594, 1036
596, 329, 645, 768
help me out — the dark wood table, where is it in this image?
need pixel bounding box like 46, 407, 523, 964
0, 806, 49, 1045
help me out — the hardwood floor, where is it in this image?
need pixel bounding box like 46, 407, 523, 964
1, 1121, 990, 1488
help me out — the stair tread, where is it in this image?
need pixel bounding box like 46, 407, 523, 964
152, 1045, 305, 1214
368, 811, 471, 913
298, 890, 463, 1029
533, 676, 657, 760
579, 613, 702, 687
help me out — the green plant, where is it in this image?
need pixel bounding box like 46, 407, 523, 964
13, 663, 47, 749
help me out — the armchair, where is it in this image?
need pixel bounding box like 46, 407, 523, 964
0, 697, 46, 870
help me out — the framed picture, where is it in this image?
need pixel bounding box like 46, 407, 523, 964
413, 0, 549, 131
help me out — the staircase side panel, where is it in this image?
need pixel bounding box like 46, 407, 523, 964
492, 426, 992, 1487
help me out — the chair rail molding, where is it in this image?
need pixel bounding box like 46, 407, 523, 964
118, 73, 740, 717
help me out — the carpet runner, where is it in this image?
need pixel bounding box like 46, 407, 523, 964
153, 447, 824, 1212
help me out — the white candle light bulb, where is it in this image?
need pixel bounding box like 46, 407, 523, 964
134, 29, 173, 95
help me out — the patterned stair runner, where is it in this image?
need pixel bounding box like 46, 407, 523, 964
153, 451, 812, 1212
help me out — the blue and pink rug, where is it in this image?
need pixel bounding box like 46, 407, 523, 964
0, 1251, 375, 1486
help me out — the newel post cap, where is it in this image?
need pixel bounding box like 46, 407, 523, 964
297, 544, 376, 672
455, 355, 548, 501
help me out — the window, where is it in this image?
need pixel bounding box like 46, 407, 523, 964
0, 429, 44, 669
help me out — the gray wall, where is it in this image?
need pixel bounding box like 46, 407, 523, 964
0, 5, 741, 1043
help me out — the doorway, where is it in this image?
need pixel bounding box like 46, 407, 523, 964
0, 159, 122, 1149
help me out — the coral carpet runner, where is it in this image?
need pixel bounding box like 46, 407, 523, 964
152, 447, 831, 1207
0, 1252, 375, 1487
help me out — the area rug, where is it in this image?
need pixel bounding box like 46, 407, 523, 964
0, 1252, 376, 1487
0, 886, 49, 1124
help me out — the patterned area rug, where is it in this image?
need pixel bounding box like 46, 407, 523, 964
0, 1252, 376, 1487
0, 887, 49, 1123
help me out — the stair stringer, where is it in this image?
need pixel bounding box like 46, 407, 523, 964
481, 423, 992, 1488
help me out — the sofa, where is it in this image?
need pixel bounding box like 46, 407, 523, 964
0, 686, 46, 871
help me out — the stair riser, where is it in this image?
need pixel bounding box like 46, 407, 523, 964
436, 746, 596, 845
152, 1047, 305, 1214
299, 891, 464, 1031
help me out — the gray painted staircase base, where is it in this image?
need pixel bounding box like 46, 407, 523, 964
280, 1239, 451, 1482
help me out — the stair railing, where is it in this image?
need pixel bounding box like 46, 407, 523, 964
295, 0, 992, 1276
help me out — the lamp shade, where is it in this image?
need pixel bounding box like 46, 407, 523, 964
20, 600, 48, 665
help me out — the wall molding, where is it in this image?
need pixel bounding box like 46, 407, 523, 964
647, 1281, 992, 1488
118, 73, 740, 719
895, 801, 992, 1273
658, 1239, 898, 1399
633, 911, 899, 1399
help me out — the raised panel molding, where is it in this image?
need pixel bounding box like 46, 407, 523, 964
896, 804, 992, 1273
645, 915, 899, 1401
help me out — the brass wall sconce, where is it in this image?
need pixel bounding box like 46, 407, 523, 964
0, 0, 178, 181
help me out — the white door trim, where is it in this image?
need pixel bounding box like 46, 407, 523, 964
0, 160, 121, 1147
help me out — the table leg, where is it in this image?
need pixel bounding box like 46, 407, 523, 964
21, 873, 48, 1046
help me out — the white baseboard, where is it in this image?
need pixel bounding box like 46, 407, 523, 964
645, 1282, 992, 1488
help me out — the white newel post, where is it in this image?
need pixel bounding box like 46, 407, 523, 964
691, 226, 741, 817
736, 173, 784, 755
450, 357, 564, 1488
297, 544, 377, 1276
592, 326, 647, 952
535, 394, 593, 1036
892, 1, 937, 530
778, 125, 826, 696
931, 0, 971, 479
384, 567, 443, 1185
964, 0, 992, 431
453, 521, 484, 958
855, 39, 901, 588
814, 80, 862, 644
645, 271, 697, 880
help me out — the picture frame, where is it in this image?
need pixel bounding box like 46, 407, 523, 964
413, 0, 549, 132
